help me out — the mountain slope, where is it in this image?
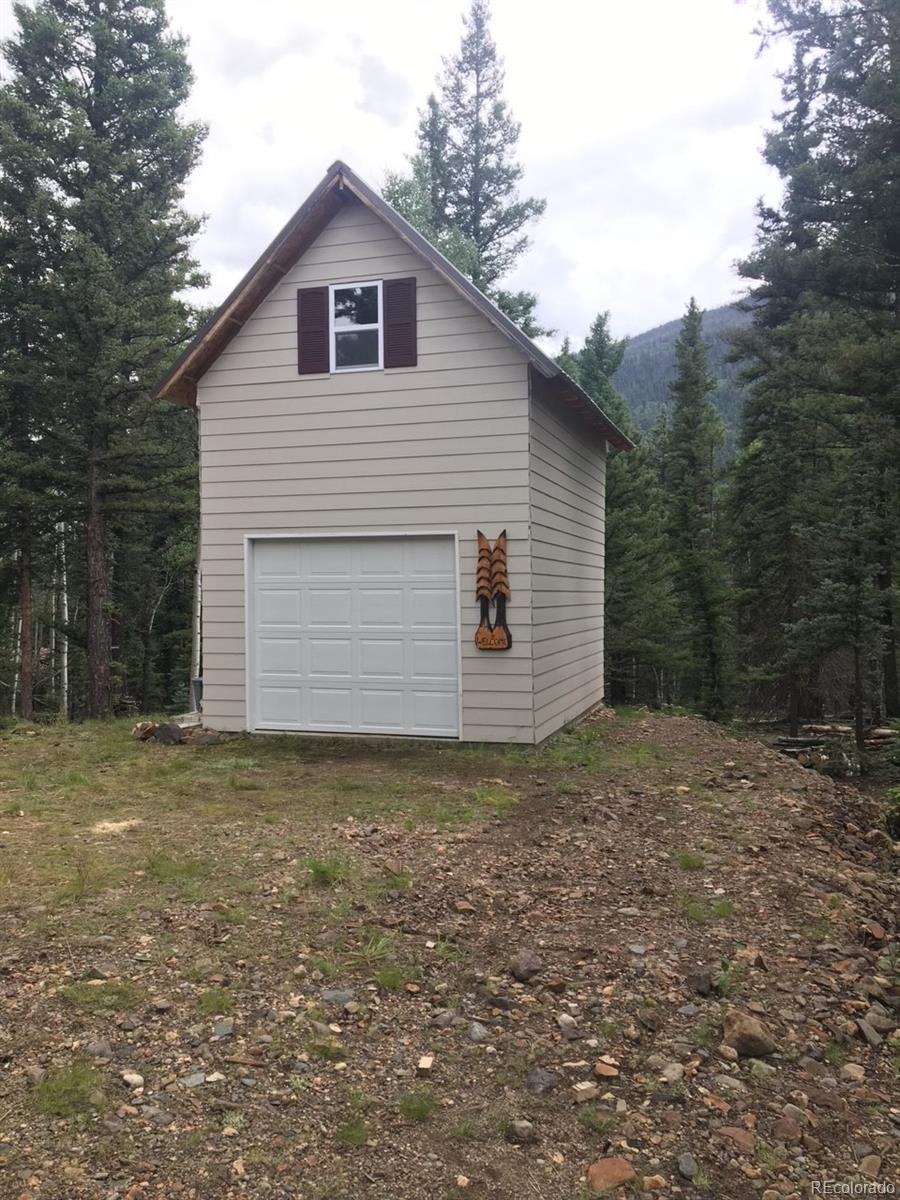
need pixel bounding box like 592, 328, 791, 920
613, 302, 751, 453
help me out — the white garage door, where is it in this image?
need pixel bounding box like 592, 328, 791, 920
250, 535, 459, 737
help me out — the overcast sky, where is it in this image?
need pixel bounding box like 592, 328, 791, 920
0, 0, 786, 345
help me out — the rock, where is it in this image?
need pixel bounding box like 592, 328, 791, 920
643, 1176, 667, 1192
860, 1155, 882, 1179
509, 948, 543, 982
594, 1060, 619, 1078
713, 1073, 748, 1095
678, 1003, 700, 1017
121, 1071, 144, 1089
782, 1103, 806, 1123
586, 1157, 637, 1194
572, 1081, 600, 1103
686, 972, 713, 996
855, 1018, 883, 1048
321, 989, 355, 1005
840, 1062, 865, 1083
179, 1072, 206, 1088
417, 1055, 434, 1076
467, 1021, 490, 1044
716, 1125, 756, 1154
863, 1006, 896, 1034
661, 1062, 684, 1084
677, 1153, 698, 1179
212, 1019, 234, 1039
749, 1060, 777, 1082
206, 1071, 226, 1083
505, 1119, 536, 1144
557, 1012, 579, 1038
772, 1117, 802, 1143
86, 1039, 113, 1059
723, 1010, 778, 1057
453, 899, 475, 913
524, 1065, 560, 1096
150, 997, 173, 1013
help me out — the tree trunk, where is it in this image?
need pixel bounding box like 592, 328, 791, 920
17, 549, 34, 720
59, 525, 69, 719
788, 673, 800, 738
86, 454, 112, 717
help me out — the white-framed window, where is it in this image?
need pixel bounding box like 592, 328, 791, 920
329, 280, 382, 372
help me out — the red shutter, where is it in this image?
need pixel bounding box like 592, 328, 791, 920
297, 286, 329, 374
382, 276, 417, 368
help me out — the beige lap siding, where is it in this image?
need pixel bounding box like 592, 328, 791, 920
528, 373, 607, 744
197, 198, 534, 742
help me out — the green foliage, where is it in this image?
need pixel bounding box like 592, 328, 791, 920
197, 988, 233, 1015
0, 0, 205, 719
398, 1089, 437, 1122
303, 857, 347, 888
31, 1061, 106, 1118
59, 980, 145, 1012
383, 0, 548, 334
335, 1117, 368, 1147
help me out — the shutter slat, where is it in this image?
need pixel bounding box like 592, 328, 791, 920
383, 276, 417, 368
297, 286, 329, 374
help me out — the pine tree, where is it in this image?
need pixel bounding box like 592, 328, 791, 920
559, 314, 680, 705
665, 300, 733, 719
0, 0, 206, 717
385, 0, 548, 334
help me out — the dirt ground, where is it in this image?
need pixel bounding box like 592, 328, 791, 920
0, 710, 897, 1200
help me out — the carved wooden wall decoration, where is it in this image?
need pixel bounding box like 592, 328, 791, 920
474, 530, 512, 650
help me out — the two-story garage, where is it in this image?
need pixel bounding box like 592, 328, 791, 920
155, 160, 631, 744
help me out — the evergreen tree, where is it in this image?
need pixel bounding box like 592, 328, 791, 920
665, 300, 733, 719
385, 0, 548, 334
559, 314, 680, 705
0, 0, 206, 717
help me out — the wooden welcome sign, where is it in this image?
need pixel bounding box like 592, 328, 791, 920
474, 530, 511, 650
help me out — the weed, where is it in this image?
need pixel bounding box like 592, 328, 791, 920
677, 851, 706, 871
470, 784, 518, 812
304, 857, 347, 888
679, 895, 734, 923
448, 1113, 483, 1142
713, 958, 742, 997
756, 1144, 783, 1170
577, 1107, 616, 1135
694, 1167, 711, 1189
197, 987, 233, 1016
145, 850, 209, 885
307, 1039, 345, 1061
31, 1061, 106, 1117
398, 1088, 436, 1122
374, 964, 406, 991
335, 1117, 368, 1146
824, 1041, 847, 1068
59, 981, 145, 1012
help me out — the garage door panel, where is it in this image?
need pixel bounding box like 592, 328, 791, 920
359, 689, 404, 730
257, 589, 301, 627
411, 639, 456, 680
359, 589, 404, 628
359, 639, 405, 679
411, 691, 458, 734
256, 541, 302, 578
252, 536, 458, 737
308, 688, 353, 728
410, 587, 455, 628
307, 588, 351, 627
258, 686, 302, 725
308, 638, 352, 677
258, 637, 301, 676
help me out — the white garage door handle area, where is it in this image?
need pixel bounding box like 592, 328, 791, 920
246, 534, 461, 738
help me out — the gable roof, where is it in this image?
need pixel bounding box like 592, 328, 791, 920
154, 160, 633, 451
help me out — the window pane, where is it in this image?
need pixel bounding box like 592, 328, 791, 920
335, 329, 379, 369
333, 285, 378, 328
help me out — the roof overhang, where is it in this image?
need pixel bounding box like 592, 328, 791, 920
155, 160, 634, 451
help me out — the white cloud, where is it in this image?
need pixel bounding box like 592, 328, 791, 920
0, 0, 786, 343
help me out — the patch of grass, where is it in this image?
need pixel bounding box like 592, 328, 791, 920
31, 1061, 106, 1117
470, 784, 518, 813
577, 1107, 617, 1136
59, 980, 145, 1012
677, 851, 706, 871
824, 1040, 848, 1068
692, 1018, 717, 1048
56, 858, 121, 902
197, 987, 233, 1015
398, 1088, 437, 1122
374, 963, 407, 991
448, 1113, 484, 1142
145, 850, 210, 885
353, 929, 397, 966
713, 958, 743, 997
803, 919, 833, 944
307, 1039, 345, 1061
303, 857, 348, 888
679, 894, 734, 923
756, 1143, 784, 1170
335, 1117, 368, 1146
